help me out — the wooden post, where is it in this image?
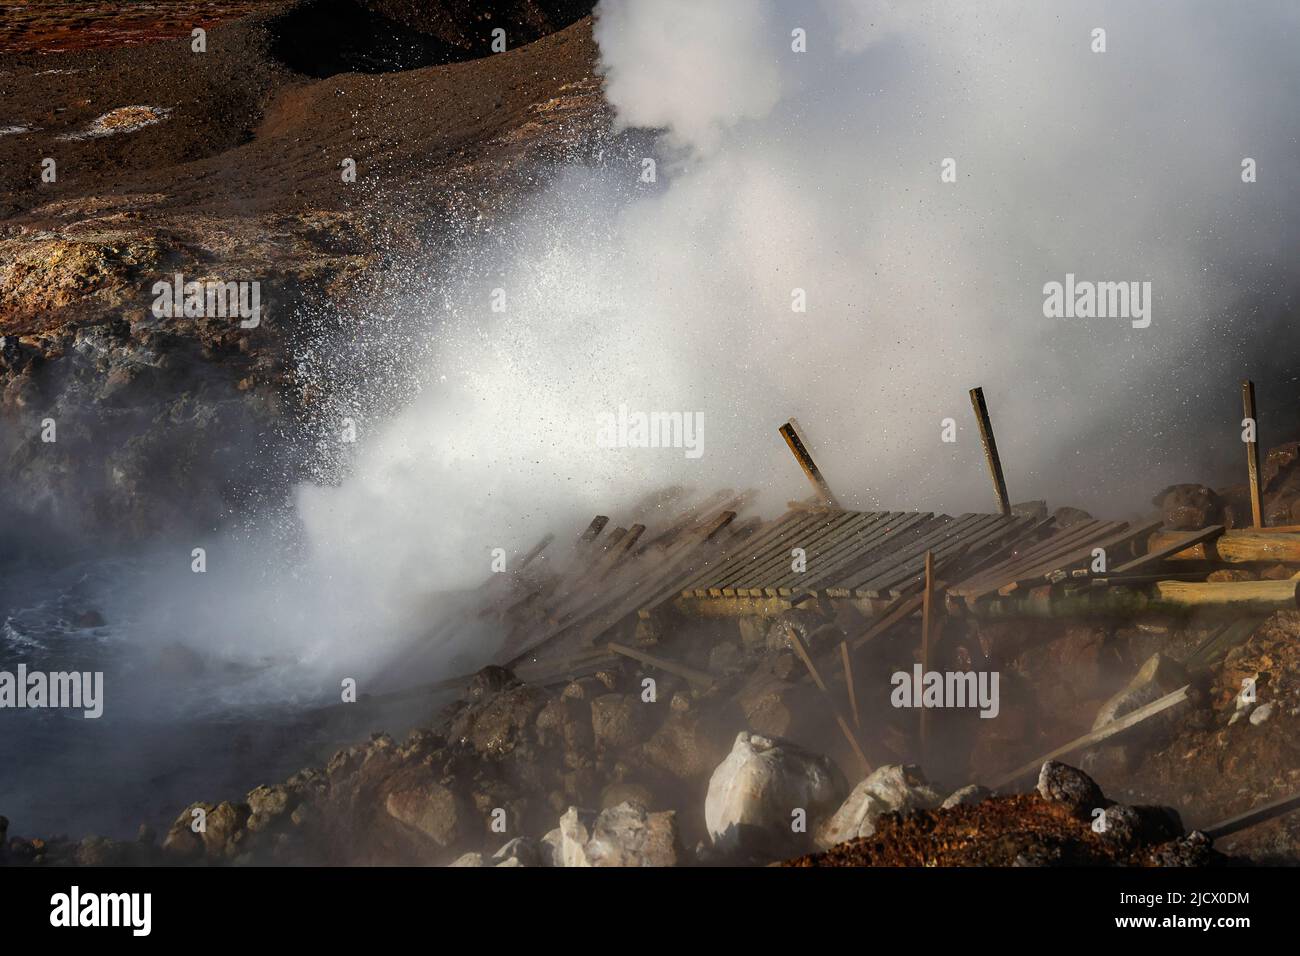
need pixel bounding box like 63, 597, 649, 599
969, 387, 1011, 516
920, 550, 936, 757
786, 624, 871, 775
1242, 380, 1264, 528
839, 640, 861, 729
779, 420, 841, 509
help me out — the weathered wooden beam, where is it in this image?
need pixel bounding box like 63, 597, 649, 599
1153, 578, 1299, 612
967, 579, 1298, 619
779, 420, 841, 509
1242, 379, 1264, 528
518, 533, 554, 570
1146, 528, 1300, 564
1108, 525, 1223, 575
1204, 790, 1300, 840
969, 387, 1011, 516
578, 515, 609, 545
606, 641, 715, 690
786, 624, 872, 775
991, 685, 1190, 789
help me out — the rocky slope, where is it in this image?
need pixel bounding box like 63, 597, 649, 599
1, 0, 606, 542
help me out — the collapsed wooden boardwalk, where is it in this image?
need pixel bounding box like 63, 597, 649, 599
450, 378, 1300, 682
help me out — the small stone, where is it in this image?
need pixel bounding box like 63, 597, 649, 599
1249, 702, 1275, 726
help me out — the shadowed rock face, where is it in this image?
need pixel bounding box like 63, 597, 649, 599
271, 0, 596, 77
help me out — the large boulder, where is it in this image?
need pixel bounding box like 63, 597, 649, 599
1152, 484, 1221, 530
643, 713, 726, 780
557, 802, 682, 867
384, 780, 467, 851
704, 732, 846, 856
816, 764, 943, 847
590, 693, 649, 753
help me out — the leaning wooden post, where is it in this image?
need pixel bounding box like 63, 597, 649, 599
969, 387, 1011, 516
786, 624, 871, 775
840, 640, 861, 729
920, 549, 937, 758
779, 419, 841, 509
1242, 380, 1264, 528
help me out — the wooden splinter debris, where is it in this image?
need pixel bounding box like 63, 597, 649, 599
779, 419, 841, 509
785, 623, 872, 775
1242, 379, 1264, 529
969, 387, 1011, 517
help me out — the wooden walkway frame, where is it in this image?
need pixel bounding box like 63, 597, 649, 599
969, 387, 1011, 516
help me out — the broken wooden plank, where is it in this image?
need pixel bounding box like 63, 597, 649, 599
991, 685, 1190, 789
969, 387, 1011, 516
1107, 525, 1224, 575
1204, 790, 1300, 840
577, 515, 609, 545
780, 420, 841, 509
1146, 528, 1300, 564
1242, 379, 1264, 528
606, 641, 715, 689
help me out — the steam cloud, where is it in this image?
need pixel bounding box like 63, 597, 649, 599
300, 0, 1300, 621
87, 0, 1300, 695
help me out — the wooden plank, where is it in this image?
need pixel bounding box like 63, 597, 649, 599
715, 512, 834, 592
1146, 528, 1300, 564
991, 685, 1191, 789
606, 642, 715, 689
1107, 525, 1224, 575
1185, 616, 1264, 671
861, 513, 1003, 598
756, 510, 867, 594
679, 510, 805, 593
1242, 379, 1264, 528
954, 520, 1107, 600
767, 511, 890, 591
780, 420, 841, 509
970, 386, 1011, 516
1041, 520, 1164, 583
577, 515, 609, 545
920, 550, 937, 758
835, 513, 957, 592
1204, 791, 1300, 840
806, 512, 933, 593
998, 521, 1139, 594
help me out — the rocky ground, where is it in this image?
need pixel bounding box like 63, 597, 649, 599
1, 0, 608, 542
